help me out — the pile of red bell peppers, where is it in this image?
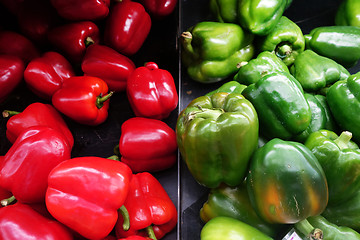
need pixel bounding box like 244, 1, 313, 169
0, 0, 178, 239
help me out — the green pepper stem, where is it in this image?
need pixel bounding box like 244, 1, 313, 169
185, 108, 224, 125
294, 219, 323, 240
334, 131, 352, 150
146, 225, 157, 240
1, 195, 16, 206
113, 144, 120, 156
85, 36, 95, 47
181, 31, 198, 59
119, 205, 130, 231
2, 110, 20, 118
107, 155, 119, 160
96, 91, 114, 109
276, 44, 292, 59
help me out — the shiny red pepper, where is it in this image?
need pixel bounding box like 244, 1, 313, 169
0, 157, 12, 207
115, 172, 177, 240
47, 21, 100, 63
104, 0, 152, 56
0, 31, 40, 64
46, 156, 133, 240
52, 76, 112, 126
139, 0, 178, 19
50, 0, 110, 21
81, 44, 136, 92
0, 54, 24, 103
24, 51, 75, 100
0, 203, 74, 240
0, 126, 71, 204
127, 62, 178, 120
3, 102, 74, 148
119, 117, 177, 172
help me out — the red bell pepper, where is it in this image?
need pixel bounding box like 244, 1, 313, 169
115, 172, 177, 240
50, 0, 110, 21
45, 156, 133, 240
119, 117, 177, 172
139, 0, 178, 19
81, 44, 136, 92
52, 76, 112, 126
127, 62, 178, 120
16, 0, 61, 44
3, 102, 74, 148
0, 126, 72, 204
0, 31, 40, 64
0, 203, 74, 240
104, 0, 152, 56
0, 54, 24, 103
24, 51, 75, 100
47, 21, 100, 63
0, 157, 12, 207
119, 236, 152, 240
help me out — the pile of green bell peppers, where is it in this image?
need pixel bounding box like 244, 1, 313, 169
179, 0, 360, 239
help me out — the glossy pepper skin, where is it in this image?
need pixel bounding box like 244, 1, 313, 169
115, 172, 177, 240
176, 92, 259, 188
247, 138, 328, 224
52, 76, 112, 126
323, 189, 360, 231
181, 21, 255, 83
205, 80, 247, 96
290, 50, 350, 92
257, 16, 305, 66
47, 21, 100, 63
336, 0, 360, 27
46, 156, 133, 240
200, 216, 272, 240
104, 0, 151, 56
50, 0, 110, 21
306, 215, 360, 240
127, 62, 178, 120
327, 72, 360, 143
242, 71, 311, 140
139, 0, 178, 19
119, 117, 178, 172
200, 182, 284, 238
0, 203, 74, 240
294, 94, 337, 142
304, 130, 360, 205
24, 51, 75, 100
305, 25, 360, 67
0, 31, 40, 64
0, 54, 24, 103
234, 51, 289, 85
0, 126, 71, 204
4, 102, 74, 148
81, 44, 136, 92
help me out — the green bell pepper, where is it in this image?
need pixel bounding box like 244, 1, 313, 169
181, 21, 255, 83
200, 216, 273, 240
294, 93, 337, 143
242, 71, 311, 140
335, 0, 360, 27
290, 50, 350, 92
256, 16, 305, 66
200, 182, 285, 238
176, 92, 259, 188
305, 215, 360, 240
234, 51, 290, 85
247, 138, 329, 224
304, 25, 360, 67
323, 189, 360, 232
327, 72, 360, 143
209, 0, 291, 36
304, 130, 360, 205
205, 81, 246, 96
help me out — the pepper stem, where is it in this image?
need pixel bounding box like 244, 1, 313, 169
2, 110, 20, 118
119, 205, 130, 231
85, 36, 95, 47
181, 31, 198, 59
146, 225, 157, 240
275, 43, 292, 59
294, 219, 323, 240
96, 91, 114, 109
334, 131, 352, 150
113, 144, 120, 156
107, 155, 119, 160
1, 195, 16, 206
